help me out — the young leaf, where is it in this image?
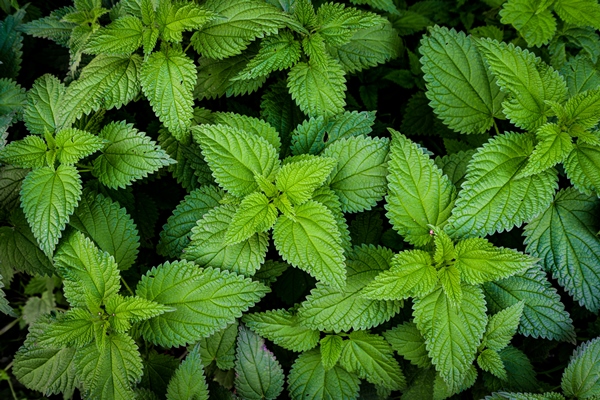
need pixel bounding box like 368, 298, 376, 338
561, 337, 600, 398
20, 165, 82, 257
446, 133, 558, 239
234, 325, 284, 400
275, 155, 336, 205
288, 349, 360, 400
482, 302, 525, 351
39, 308, 94, 347
475, 38, 567, 130
197, 321, 238, 370
273, 200, 346, 290
54, 128, 105, 165
192, 124, 280, 197
93, 121, 174, 189
0, 135, 47, 169
413, 284, 487, 392
519, 123, 573, 177
212, 112, 282, 154
24, 74, 67, 135
420, 26, 504, 134
18, 6, 76, 46
385, 130, 456, 246
311, 186, 352, 252
554, 0, 600, 30
339, 331, 406, 391
320, 335, 344, 370
166, 349, 209, 400
564, 142, 600, 196
499, 0, 556, 47
156, 0, 213, 43
225, 192, 277, 244
195, 54, 266, 100
106, 295, 173, 331
438, 265, 462, 306
85, 15, 143, 55
140, 47, 196, 138
136, 261, 269, 347
524, 188, 600, 312
384, 322, 431, 368
563, 88, 600, 129
478, 349, 507, 381
242, 309, 320, 352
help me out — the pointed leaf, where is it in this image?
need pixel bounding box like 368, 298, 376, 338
519, 123, 573, 177
226, 192, 277, 244
320, 335, 344, 370
54, 128, 105, 165
212, 112, 281, 153
86, 16, 143, 54
166, 349, 209, 400
0, 135, 47, 169
198, 321, 238, 370
24, 74, 67, 135
384, 322, 431, 368
564, 142, 600, 196
275, 155, 336, 205
499, 0, 556, 47
157, 1, 213, 43
561, 337, 600, 398
554, 0, 600, 30
438, 265, 462, 306
482, 302, 525, 351
478, 349, 507, 381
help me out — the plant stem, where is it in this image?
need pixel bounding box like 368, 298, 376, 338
121, 277, 134, 296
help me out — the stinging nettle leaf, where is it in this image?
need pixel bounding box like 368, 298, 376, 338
166, 349, 209, 400
478, 348, 507, 381
561, 337, 600, 398
275, 155, 336, 206
519, 123, 573, 178
499, 0, 556, 48
0, 135, 47, 169
197, 321, 238, 370
384, 322, 431, 369
85, 15, 143, 55
554, 0, 600, 30
54, 128, 105, 165
24, 74, 67, 135
212, 112, 281, 153
156, 0, 213, 43
225, 192, 278, 244
482, 301, 525, 352
320, 335, 344, 370
564, 142, 600, 196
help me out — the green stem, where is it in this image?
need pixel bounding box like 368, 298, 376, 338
121, 277, 134, 296
0, 317, 21, 336
493, 119, 500, 136
6, 373, 18, 400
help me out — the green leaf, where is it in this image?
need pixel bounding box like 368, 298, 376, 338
92, 121, 174, 189
288, 349, 360, 400
482, 267, 576, 342
339, 331, 406, 391
0, 11, 23, 78
140, 47, 196, 138
478, 349, 507, 381
361, 250, 437, 301
194, 54, 266, 100
39, 308, 94, 347
0, 276, 14, 316
297, 245, 402, 332
561, 337, 600, 398
86, 15, 143, 54
563, 88, 600, 130
54, 128, 105, 165
183, 204, 269, 276
311, 186, 352, 252
383, 322, 431, 368
564, 142, 600, 196
476, 38, 567, 130
275, 155, 336, 206
212, 112, 281, 154
322, 136, 389, 213
75, 333, 143, 400
136, 261, 269, 347
166, 349, 209, 400
446, 133, 558, 239
22, 291, 56, 326
519, 123, 573, 177
0, 135, 47, 169
386, 130, 456, 246
69, 189, 140, 271
486, 346, 539, 392
157, 1, 213, 43
482, 302, 525, 351
140, 350, 179, 398
192, 124, 280, 197
420, 26, 504, 134
24, 74, 67, 135
61, 54, 142, 127
438, 265, 463, 306
191, 0, 290, 59
242, 309, 320, 352
234, 325, 284, 400
106, 294, 173, 332
413, 284, 487, 392
157, 185, 224, 258
197, 321, 238, 370
0, 78, 25, 119
485, 392, 566, 400
554, 0, 600, 30
20, 165, 82, 257
316, 2, 381, 46
524, 188, 600, 312
320, 335, 344, 370
0, 165, 28, 211
226, 192, 277, 244
499, 0, 556, 47
287, 59, 347, 118
273, 200, 346, 290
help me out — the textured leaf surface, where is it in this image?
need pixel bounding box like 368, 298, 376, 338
157, 1, 213, 43
276, 156, 336, 205
166, 349, 209, 400
320, 335, 343, 370
499, 0, 556, 47
198, 321, 238, 370
0, 78, 25, 118
384, 322, 430, 368
564, 142, 600, 196
478, 349, 507, 380
86, 16, 143, 54
420, 26, 504, 134
24, 74, 66, 135
482, 302, 524, 352
136, 261, 269, 347
554, 0, 600, 30
55, 128, 105, 165
520, 123, 573, 177
212, 112, 282, 153
561, 337, 600, 398
0, 135, 47, 169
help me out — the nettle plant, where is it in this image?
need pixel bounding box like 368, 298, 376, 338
2, 0, 600, 399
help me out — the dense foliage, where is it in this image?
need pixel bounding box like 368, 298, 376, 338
1, 0, 600, 398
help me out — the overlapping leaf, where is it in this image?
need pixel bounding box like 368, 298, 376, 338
24, 74, 66, 135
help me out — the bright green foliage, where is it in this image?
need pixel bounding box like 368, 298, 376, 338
54, 128, 105, 165
311, 186, 352, 251
156, 0, 213, 43
20, 165, 82, 257
481, 302, 524, 352
525, 188, 600, 312
561, 337, 600, 398
322, 136, 389, 213
320, 335, 344, 370
273, 200, 346, 290
18, 6, 76, 46
234, 325, 284, 400
413, 285, 487, 392
386, 130, 456, 246
140, 47, 196, 138
276, 156, 336, 205
225, 192, 277, 244
564, 142, 600, 196
476, 38, 567, 130
478, 348, 507, 380
384, 322, 431, 368
316, 2, 381, 46
519, 123, 573, 177
107, 295, 173, 332
24, 74, 67, 135
339, 331, 405, 391
447, 133, 558, 239
166, 349, 209, 400
136, 261, 269, 347
420, 26, 504, 134
197, 321, 237, 370
554, 0, 600, 30
212, 112, 282, 153
93, 121, 174, 189
85, 16, 144, 54
297, 245, 402, 332
0, 135, 48, 168
287, 349, 360, 400
242, 309, 320, 352
499, 0, 556, 47
485, 392, 566, 400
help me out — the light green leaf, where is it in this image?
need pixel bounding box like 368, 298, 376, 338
0, 78, 25, 119
476, 38, 567, 130
297, 245, 402, 332
383, 322, 431, 368
21, 290, 56, 326
140, 47, 196, 138
287, 59, 347, 118
39, 308, 94, 347
197, 321, 238, 370
482, 302, 525, 351
54, 128, 105, 165
288, 349, 360, 400
361, 250, 437, 301
478, 349, 507, 381
18, 6, 76, 46
212, 112, 281, 154
86, 15, 143, 54
420, 26, 504, 134
563, 88, 600, 130
273, 200, 346, 290
438, 265, 462, 306
24, 74, 67, 135
561, 337, 600, 398
499, 0, 556, 47
339, 331, 406, 391
413, 285, 487, 392
524, 188, 600, 312
157, 1, 213, 43
519, 123, 573, 177
234, 325, 284, 400
106, 294, 173, 332
564, 142, 600, 196
166, 349, 209, 400
311, 186, 352, 252
554, 0, 600, 30
136, 261, 269, 347
0, 135, 47, 169
385, 130, 456, 246
316, 2, 381, 46
482, 267, 576, 342
93, 121, 174, 189
226, 192, 277, 244
275, 155, 336, 205
192, 124, 280, 197
242, 309, 320, 353
183, 204, 269, 276
20, 165, 82, 257
322, 136, 389, 213
320, 335, 344, 370
446, 132, 558, 239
